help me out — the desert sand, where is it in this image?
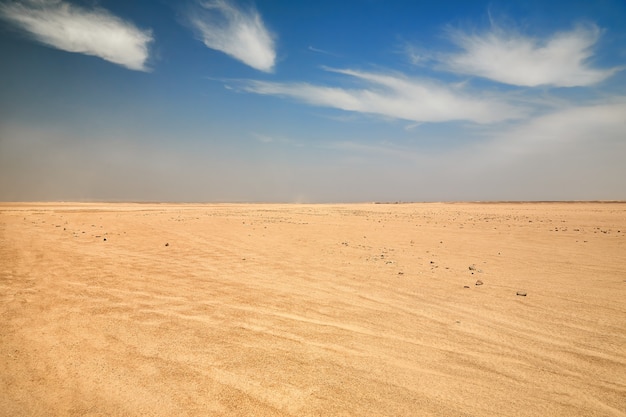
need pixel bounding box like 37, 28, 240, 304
1, 202, 625, 416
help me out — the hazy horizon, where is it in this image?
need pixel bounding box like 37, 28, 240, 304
1, 0, 625, 203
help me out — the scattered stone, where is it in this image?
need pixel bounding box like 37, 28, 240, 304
398, 272, 404, 275
516, 291, 527, 296
468, 265, 476, 271
475, 280, 483, 286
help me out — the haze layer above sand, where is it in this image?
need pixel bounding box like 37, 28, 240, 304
1, 203, 625, 416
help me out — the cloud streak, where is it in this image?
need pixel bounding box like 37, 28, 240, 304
242, 67, 525, 124
440, 24, 620, 87
488, 100, 626, 156
187, 0, 276, 72
308, 45, 340, 57
0, 0, 153, 71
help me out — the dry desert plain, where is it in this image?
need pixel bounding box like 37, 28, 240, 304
1, 202, 625, 416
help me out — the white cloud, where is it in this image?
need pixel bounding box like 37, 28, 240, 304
441, 24, 620, 87
464, 101, 626, 200
0, 0, 153, 71
318, 101, 626, 200
308, 45, 340, 57
187, 0, 276, 72
242, 67, 525, 124
487, 100, 626, 156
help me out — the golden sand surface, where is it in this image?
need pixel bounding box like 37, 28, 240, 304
1, 202, 625, 416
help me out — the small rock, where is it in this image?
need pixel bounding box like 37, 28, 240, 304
468, 265, 476, 271
165, 243, 169, 246
475, 280, 483, 286
103, 238, 107, 241
463, 285, 470, 289
516, 291, 527, 296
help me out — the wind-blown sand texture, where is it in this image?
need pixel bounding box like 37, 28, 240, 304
1, 202, 625, 416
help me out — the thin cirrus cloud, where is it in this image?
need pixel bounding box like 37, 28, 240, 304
0, 0, 153, 71
186, 0, 276, 72
439, 24, 620, 87
489, 101, 626, 156
242, 67, 525, 124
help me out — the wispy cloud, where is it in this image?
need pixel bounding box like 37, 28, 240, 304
186, 0, 276, 72
0, 0, 152, 71
241, 67, 525, 124
319, 100, 626, 200
308, 45, 340, 57
464, 101, 626, 200
487, 100, 626, 156
440, 23, 620, 87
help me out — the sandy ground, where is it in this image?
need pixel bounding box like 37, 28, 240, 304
1, 202, 625, 416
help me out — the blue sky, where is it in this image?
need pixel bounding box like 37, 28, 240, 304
1, 0, 625, 202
